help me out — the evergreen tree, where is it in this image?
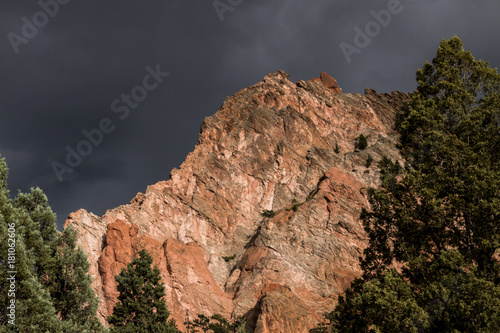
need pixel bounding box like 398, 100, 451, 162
13, 188, 59, 293
14, 186, 104, 332
107, 249, 179, 333
185, 313, 248, 333
0, 156, 104, 332
320, 37, 500, 332
50, 225, 105, 332
191, 314, 210, 333
0, 157, 62, 332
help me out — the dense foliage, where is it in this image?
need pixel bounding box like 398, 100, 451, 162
107, 249, 180, 333
184, 313, 247, 333
0, 156, 105, 332
314, 37, 500, 332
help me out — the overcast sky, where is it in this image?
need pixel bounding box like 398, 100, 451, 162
1, 0, 499, 228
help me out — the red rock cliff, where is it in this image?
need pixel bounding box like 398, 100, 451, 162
65, 71, 409, 332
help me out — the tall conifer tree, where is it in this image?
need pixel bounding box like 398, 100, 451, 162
319, 37, 500, 332
108, 249, 179, 333
0, 156, 105, 332
50, 225, 105, 332
0, 157, 62, 332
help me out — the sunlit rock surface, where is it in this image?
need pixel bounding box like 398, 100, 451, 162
65, 71, 409, 332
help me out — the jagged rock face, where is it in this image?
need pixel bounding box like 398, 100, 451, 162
65, 71, 409, 332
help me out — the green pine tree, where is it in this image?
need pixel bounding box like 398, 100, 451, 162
107, 249, 179, 333
0, 157, 62, 332
0, 156, 105, 332
185, 313, 248, 333
50, 225, 105, 332
319, 37, 500, 332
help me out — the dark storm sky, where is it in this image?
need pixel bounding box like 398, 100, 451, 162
1, 0, 499, 228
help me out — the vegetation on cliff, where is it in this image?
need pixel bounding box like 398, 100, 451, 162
314, 37, 500, 332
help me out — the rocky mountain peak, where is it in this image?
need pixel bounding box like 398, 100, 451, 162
65, 71, 410, 332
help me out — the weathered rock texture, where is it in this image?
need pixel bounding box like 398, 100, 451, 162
65, 71, 409, 332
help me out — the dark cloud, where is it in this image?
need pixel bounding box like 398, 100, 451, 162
0, 0, 499, 228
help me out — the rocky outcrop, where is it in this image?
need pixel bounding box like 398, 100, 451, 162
309, 71, 343, 94
65, 71, 409, 332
